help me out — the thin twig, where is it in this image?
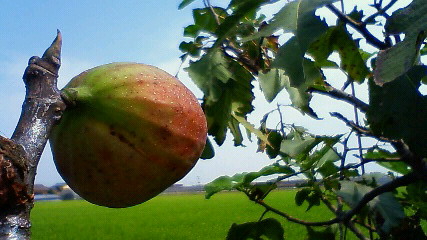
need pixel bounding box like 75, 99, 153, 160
255, 200, 340, 226
254, 172, 418, 228
364, 0, 398, 24
340, 172, 417, 223
326, 4, 389, 50
205, 0, 221, 25
330, 112, 391, 142
309, 86, 369, 113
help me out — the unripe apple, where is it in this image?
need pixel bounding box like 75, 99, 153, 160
49, 63, 207, 208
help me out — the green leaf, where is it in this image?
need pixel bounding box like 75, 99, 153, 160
315, 147, 340, 168
204, 174, 245, 199
367, 65, 427, 157
179, 41, 202, 57
280, 136, 319, 159
318, 160, 339, 178
213, 0, 267, 48
265, 130, 283, 159
226, 218, 285, 240
338, 181, 405, 233
364, 148, 410, 175
309, 25, 370, 82
243, 163, 295, 184
178, 0, 197, 10
258, 68, 287, 102
228, 116, 244, 146
273, 37, 304, 87
242, 0, 336, 43
305, 189, 321, 211
273, 40, 322, 116
375, 0, 427, 84
200, 138, 215, 159
295, 188, 311, 206
192, 7, 228, 34
186, 50, 254, 145
231, 113, 269, 145
247, 183, 277, 200
183, 25, 201, 38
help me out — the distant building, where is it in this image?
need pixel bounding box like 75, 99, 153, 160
34, 184, 50, 195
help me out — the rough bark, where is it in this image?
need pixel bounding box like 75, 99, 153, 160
0, 31, 65, 240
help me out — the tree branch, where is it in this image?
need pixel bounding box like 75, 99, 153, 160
326, 4, 389, 50
340, 172, 418, 223
0, 31, 65, 239
255, 199, 340, 226
253, 172, 418, 231
309, 86, 369, 113
364, 0, 398, 24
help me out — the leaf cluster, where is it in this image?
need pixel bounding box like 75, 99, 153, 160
179, 0, 427, 239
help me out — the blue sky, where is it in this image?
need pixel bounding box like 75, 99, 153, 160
0, 1, 410, 187
1, 0, 275, 186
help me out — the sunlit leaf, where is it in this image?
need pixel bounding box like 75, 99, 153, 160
258, 68, 287, 102
241, 0, 336, 43
309, 25, 370, 82
186, 50, 254, 145
243, 163, 295, 184
280, 136, 318, 159
231, 113, 269, 145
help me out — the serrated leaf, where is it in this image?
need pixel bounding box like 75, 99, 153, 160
364, 148, 410, 174
295, 188, 311, 206
213, 0, 268, 48
375, 0, 427, 84
273, 37, 304, 87
338, 181, 405, 233
186, 50, 254, 145
309, 25, 370, 82
226, 218, 284, 240
318, 160, 339, 178
265, 130, 283, 159
258, 68, 287, 102
178, 0, 197, 10
367, 65, 427, 157
231, 113, 269, 145
228, 116, 244, 146
273, 39, 322, 116
306, 189, 321, 211
241, 0, 336, 42
280, 136, 318, 159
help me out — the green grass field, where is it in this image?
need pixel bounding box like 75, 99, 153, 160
31, 190, 358, 239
